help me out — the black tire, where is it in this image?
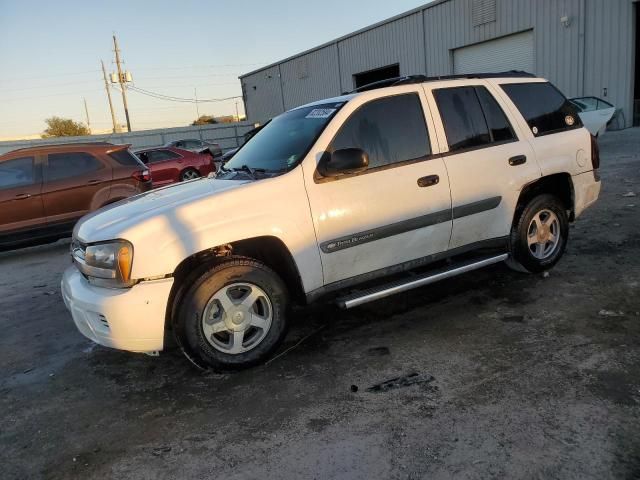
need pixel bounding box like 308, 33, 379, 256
175, 257, 289, 371
508, 194, 569, 273
180, 168, 201, 181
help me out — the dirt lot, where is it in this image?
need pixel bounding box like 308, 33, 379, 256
1, 129, 640, 480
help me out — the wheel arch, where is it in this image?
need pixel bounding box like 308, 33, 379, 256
164, 235, 305, 336
515, 173, 575, 225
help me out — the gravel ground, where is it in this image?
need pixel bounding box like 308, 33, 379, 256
1, 128, 639, 480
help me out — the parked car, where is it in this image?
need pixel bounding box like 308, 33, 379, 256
135, 147, 215, 187
0, 142, 150, 250
569, 96, 616, 137
219, 125, 265, 164
62, 73, 601, 370
164, 139, 222, 158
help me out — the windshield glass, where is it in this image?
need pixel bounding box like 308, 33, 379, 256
223, 102, 346, 173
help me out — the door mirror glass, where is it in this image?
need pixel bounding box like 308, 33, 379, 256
319, 148, 369, 177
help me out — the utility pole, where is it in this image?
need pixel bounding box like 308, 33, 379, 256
113, 35, 132, 132
235, 101, 240, 122
194, 87, 200, 120
101, 60, 118, 133
83, 97, 91, 133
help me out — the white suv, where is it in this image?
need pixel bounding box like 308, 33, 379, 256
61, 73, 601, 370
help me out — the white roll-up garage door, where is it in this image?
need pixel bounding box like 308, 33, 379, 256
453, 30, 534, 75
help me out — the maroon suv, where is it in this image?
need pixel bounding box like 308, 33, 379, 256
0, 142, 151, 249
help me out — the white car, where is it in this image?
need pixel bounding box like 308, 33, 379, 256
62, 73, 601, 370
570, 96, 616, 137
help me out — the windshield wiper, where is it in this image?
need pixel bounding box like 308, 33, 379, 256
228, 165, 267, 180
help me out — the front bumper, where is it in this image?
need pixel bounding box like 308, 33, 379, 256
61, 266, 174, 353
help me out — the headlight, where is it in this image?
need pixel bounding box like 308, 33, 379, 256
73, 240, 134, 289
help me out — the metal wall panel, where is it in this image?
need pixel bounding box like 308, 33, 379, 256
241, 65, 284, 124
279, 44, 342, 111
337, 12, 425, 91
583, 0, 635, 128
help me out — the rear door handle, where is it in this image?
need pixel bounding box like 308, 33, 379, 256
509, 155, 527, 166
417, 175, 440, 188
87, 180, 101, 185
15, 193, 31, 199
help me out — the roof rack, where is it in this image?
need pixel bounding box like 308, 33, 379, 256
349, 71, 535, 94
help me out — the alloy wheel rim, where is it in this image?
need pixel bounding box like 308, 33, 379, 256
527, 209, 561, 260
183, 170, 200, 180
201, 282, 273, 354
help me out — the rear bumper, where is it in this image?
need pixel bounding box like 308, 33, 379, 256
572, 170, 601, 218
61, 266, 173, 353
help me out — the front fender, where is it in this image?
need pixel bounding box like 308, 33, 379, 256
126, 169, 323, 293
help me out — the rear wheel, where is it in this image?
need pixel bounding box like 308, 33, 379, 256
175, 257, 289, 370
180, 168, 200, 181
507, 194, 569, 273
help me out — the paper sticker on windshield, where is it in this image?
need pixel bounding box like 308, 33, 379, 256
306, 108, 336, 119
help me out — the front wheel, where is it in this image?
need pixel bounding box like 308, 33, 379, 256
175, 257, 289, 370
507, 194, 569, 273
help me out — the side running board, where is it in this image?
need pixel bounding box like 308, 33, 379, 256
337, 254, 508, 309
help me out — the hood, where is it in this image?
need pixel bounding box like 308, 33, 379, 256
74, 178, 249, 242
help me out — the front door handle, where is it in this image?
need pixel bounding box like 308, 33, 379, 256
15, 193, 31, 199
509, 155, 527, 166
87, 179, 101, 185
417, 175, 440, 188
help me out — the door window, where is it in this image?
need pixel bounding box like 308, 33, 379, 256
0, 157, 35, 190
434, 86, 516, 152
46, 152, 103, 181
330, 93, 431, 169
475, 87, 516, 142
501, 82, 582, 136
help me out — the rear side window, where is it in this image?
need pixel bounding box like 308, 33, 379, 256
47, 152, 103, 181
501, 82, 582, 136
331, 93, 431, 169
183, 140, 202, 149
0, 156, 35, 190
144, 149, 181, 163
109, 149, 142, 166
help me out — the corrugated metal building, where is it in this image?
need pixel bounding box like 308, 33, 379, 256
240, 0, 639, 128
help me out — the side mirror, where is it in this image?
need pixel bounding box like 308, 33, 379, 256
319, 148, 369, 177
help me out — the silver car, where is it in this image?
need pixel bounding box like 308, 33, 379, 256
165, 139, 223, 158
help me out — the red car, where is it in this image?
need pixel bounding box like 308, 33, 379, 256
135, 147, 216, 188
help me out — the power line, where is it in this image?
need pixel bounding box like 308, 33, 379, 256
127, 85, 241, 103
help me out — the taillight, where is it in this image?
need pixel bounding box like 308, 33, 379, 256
132, 169, 151, 182
590, 134, 600, 170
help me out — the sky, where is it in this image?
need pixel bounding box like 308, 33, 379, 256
0, 0, 428, 139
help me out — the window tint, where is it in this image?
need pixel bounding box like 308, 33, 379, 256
183, 140, 202, 149
0, 157, 35, 190
331, 94, 430, 169
47, 152, 102, 181
475, 87, 516, 142
501, 82, 582, 136
109, 149, 143, 166
434, 87, 491, 152
145, 149, 181, 163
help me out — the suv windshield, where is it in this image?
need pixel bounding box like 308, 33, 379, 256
221, 102, 345, 176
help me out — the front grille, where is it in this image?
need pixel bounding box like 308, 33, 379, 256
71, 238, 86, 263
